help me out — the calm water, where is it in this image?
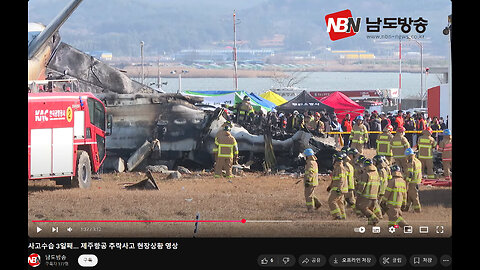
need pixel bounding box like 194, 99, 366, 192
142, 71, 443, 99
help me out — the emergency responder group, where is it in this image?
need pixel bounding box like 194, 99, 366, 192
211, 96, 452, 228
303, 145, 412, 228
298, 126, 452, 228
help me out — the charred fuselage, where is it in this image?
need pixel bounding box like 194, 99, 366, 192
30, 0, 337, 172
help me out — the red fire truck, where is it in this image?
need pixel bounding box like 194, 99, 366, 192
28, 90, 111, 188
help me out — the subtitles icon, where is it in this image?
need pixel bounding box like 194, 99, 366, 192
372, 226, 381, 233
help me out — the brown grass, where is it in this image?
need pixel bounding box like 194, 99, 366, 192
28, 164, 451, 238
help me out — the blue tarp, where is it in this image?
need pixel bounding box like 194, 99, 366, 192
183, 90, 276, 111
248, 92, 277, 110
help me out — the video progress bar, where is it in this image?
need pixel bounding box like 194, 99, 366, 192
32, 219, 247, 223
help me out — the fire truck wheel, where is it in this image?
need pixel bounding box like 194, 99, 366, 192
72, 150, 92, 189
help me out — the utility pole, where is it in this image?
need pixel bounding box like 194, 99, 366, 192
408, 37, 424, 107
140, 41, 145, 85
398, 40, 402, 110
157, 58, 162, 89
233, 10, 238, 91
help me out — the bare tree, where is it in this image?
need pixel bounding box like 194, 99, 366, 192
271, 69, 310, 88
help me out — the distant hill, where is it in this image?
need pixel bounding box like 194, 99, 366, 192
28, 0, 451, 58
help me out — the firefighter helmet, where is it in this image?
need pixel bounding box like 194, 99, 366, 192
390, 164, 401, 172
355, 155, 366, 164
303, 148, 315, 157
347, 147, 359, 156
404, 148, 415, 156
384, 124, 393, 132
363, 158, 373, 166
372, 155, 385, 165
333, 151, 346, 161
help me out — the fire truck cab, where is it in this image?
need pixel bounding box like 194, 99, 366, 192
28, 87, 111, 188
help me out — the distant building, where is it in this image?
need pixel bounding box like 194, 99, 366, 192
330, 50, 375, 60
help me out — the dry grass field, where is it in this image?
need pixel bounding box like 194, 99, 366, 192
28, 166, 452, 238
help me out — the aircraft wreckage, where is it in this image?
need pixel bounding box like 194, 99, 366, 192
92, 90, 338, 173
28, 0, 337, 174
45, 45, 338, 173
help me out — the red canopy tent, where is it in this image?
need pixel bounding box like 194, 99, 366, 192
316, 91, 365, 122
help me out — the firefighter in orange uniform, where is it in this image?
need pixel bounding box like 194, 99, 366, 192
438, 129, 452, 181
213, 125, 239, 178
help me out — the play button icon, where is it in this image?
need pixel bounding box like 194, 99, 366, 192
36, 226, 42, 233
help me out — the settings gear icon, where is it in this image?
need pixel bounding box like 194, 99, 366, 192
388, 226, 396, 233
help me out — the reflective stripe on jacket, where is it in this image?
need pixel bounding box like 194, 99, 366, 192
417, 135, 437, 159
349, 124, 368, 144
378, 167, 390, 196
330, 163, 348, 193
214, 131, 238, 158
304, 158, 319, 186
382, 175, 407, 207
376, 132, 393, 156
390, 134, 410, 158
406, 158, 422, 184
438, 136, 452, 161
360, 165, 380, 199
344, 162, 355, 190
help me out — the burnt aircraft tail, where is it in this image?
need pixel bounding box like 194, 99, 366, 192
46, 42, 155, 94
